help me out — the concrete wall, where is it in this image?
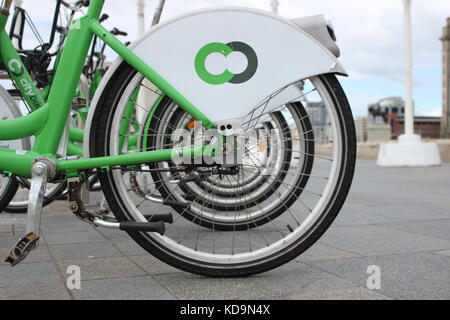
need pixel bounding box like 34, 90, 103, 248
367, 125, 391, 142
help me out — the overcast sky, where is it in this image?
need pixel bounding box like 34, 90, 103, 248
14, 0, 450, 116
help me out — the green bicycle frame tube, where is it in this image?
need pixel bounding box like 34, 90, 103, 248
56, 145, 201, 172
0, 0, 217, 178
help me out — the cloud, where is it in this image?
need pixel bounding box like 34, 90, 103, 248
12, 0, 450, 116
17, 0, 450, 76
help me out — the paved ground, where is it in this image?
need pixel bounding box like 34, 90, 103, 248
0, 159, 449, 300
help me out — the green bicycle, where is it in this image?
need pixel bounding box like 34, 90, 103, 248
0, 0, 356, 277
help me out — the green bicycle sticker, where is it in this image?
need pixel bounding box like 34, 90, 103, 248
195, 42, 258, 85
8, 59, 24, 77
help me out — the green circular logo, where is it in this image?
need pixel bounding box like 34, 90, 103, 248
195, 42, 258, 85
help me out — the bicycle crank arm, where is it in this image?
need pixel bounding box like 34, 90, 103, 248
5, 158, 56, 266
93, 218, 165, 235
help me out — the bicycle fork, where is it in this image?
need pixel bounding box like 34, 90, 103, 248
5, 158, 56, 266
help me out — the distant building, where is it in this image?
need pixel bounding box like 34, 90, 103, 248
306, 102, 330, 144
368, 97, 405, 125
358, 97, 442, 142
391, 116, 441, 139
307, 102, 327, 126
363, 97, 405, 142
355, 117, 367, 143
441, 17, 450, 138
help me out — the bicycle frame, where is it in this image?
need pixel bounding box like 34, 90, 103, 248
0, 0, 214, 179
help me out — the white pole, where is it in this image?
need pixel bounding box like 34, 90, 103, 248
402, 0, 414, 137
13, 0, 23, 7
271, 0, 279, 14
136, 0, 148, 123
377, 0, 441, 166
137, 0, 146, 35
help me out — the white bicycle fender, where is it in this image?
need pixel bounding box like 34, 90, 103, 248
84, 7, 346, 157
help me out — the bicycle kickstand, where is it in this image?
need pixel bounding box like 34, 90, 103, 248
5, 158, 56, 266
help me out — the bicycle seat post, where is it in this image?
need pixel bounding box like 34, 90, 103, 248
5, 158, 56, 266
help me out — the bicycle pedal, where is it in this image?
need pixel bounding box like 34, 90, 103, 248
5, 233, 40, 267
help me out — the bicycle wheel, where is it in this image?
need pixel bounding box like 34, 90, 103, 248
0, 85, 30, 214
146, 99, 315, 231
0, 176, 18, 215
91, 62, 356, 277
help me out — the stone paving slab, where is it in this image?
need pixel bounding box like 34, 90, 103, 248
97, 228, 134, 242
295, 244, 361, 263
332, 207, 403, 226
377, 219, 450, 241
284, 287, 393, 300
308, 252, 450, 300
48, 241, 123, 261
43, 230, 105, 246
56, 257, 147, 281
129, 255, 181, 275
0, 262, 62, 288
0, 284, 71, 300
112, 240, 148, 256
319, 225, 450, 256
252, 262, 357, 297
436, 250, 450, 257
40, 215, 94, 233
153, 272, 281, 300
71, 276, 176, 300
373, 205, 450, 222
